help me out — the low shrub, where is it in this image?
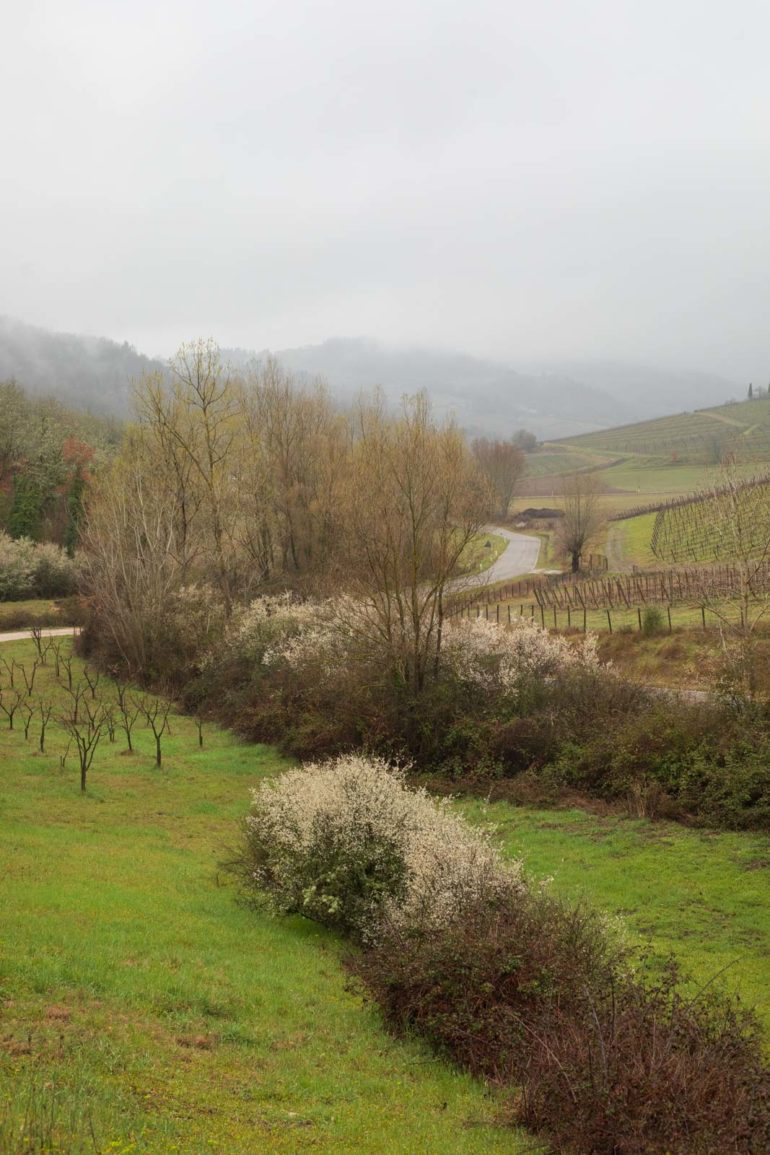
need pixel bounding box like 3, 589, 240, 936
236, 753, 524, 942
241, 753, 770, 1154
355, 902, 770, 1153
641, 605, 665, 636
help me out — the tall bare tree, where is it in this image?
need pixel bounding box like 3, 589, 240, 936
341, 393, 491, 691
471, 437, 526, 518
557, 473, 606, 573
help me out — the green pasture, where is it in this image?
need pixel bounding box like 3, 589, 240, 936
459, 802, 770, 1035
0, 640, 533, 1155
521, 446, 612, 478
606, 512, 657, 568
3, 639, 769, 1151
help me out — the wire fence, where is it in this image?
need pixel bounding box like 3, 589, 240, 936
451, 598, 763, 635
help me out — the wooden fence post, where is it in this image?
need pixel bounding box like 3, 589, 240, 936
606, 608, 613, 633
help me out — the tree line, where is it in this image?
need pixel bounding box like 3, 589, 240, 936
0, 381, 120, 552
81, 340, 526, 687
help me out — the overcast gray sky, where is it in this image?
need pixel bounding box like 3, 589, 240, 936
2, 0, 769, 378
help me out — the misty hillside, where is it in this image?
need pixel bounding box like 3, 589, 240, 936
228, 339, 741, 439
526, 360, 741, 419
224, 338, 639, 439
0, 318, 742, 440
0, 316, 164, 417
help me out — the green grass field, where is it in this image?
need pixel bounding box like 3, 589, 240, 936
459, 802, 770, 1033
0, 640, 534, 1155
2, 639, 769, 1151
517, 396, 770, 516
456, 531, 507, 576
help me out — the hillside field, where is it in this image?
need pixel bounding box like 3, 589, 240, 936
517, 396, 770, 518
2, 639, 769, 1152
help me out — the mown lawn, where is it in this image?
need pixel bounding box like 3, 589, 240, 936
0, 640, 535, 1155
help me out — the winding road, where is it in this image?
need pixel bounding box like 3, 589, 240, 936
453, 526, 541, 591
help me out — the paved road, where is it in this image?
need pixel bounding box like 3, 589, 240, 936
0, 626, 79, 644
464, 526, 541, 588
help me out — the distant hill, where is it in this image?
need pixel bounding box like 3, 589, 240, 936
0, 318, 745, 440
224, 338, 638, 439
523, 360, 740, 420
0, 316, 164, 417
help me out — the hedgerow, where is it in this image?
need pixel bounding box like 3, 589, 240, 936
236, 753, 770, 1155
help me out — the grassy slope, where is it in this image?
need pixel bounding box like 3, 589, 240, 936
459, 802, 770, 1034
518, 397, 770, 510
3, 641, 770, 1151
0, 640, 533, 1155
560, 395, 770, 460
456, 531, 508, 576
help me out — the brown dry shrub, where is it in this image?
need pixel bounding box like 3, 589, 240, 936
352, 893, 770, 1155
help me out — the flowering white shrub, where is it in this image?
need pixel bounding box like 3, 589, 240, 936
0, 533, 77, 600
227, 593, 384, 677
225, 594, 601, 701
241, 753, 525, 941
0, 533, 36, 600
441, 615, 600, 694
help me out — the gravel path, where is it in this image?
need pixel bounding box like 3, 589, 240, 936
0, 626, 79, 644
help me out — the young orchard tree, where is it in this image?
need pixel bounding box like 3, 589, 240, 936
37, 698, 53, 753
137, 696, 172, 767
557, 473, 606, 573
341, 393, 492, 692
59, 696, 106, 792
471, 437, 526, 519
0, 689, 22, 730
115, 683, 140, 752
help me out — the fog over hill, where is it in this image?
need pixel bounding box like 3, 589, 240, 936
0, 317, 741, 439
0, 316, 164, 417
226, 339, 740, 439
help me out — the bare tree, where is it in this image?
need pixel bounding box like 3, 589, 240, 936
1, 657, 17, 689
19, 660, 40, 698
20, 699, 34, 740
0, 689, 22, 730
557, 474, 606, 573
37, 698, 53, 753
115, 683, 140, 752
137, 696, 172, 767
59, 696, 106, 792
340, 393, 492, 691
82, 666, 101, 700
471, 437, 526, 518
136, 340, 241, 614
